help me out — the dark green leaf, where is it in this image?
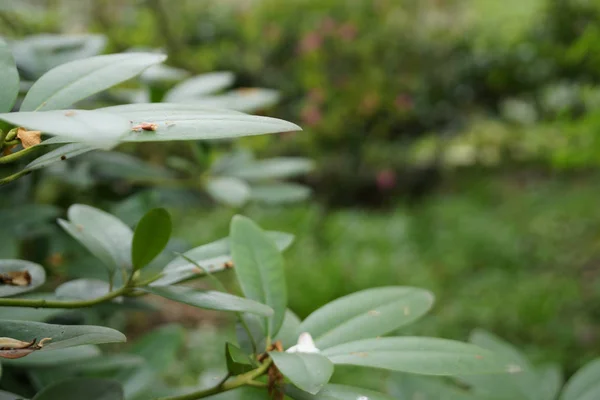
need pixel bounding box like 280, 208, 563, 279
0, 260, 46, 297
286, 383, 395, 400
32, 378, 123, 400
21, 52, 166, 111
143, 286, 274, 316
230, 215, 287, 336
270, 352, 333, 394
132, 208, 172, 271
322, 337, 515, 376
226, 343, 254, 375
299, 286, 434, 349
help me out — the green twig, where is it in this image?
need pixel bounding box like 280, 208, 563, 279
0, 170, 31, 186
156, 359, 273, 400
0, 285, 129, 309
0, 146, 39, 164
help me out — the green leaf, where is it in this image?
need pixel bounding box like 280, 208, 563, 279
55, 279, 111, 301
61, 354, 145, 373
2, 345, 100, 367
119, 114, 301, 143
98, 103, 243, 115
164, 72, 235, 102
538, 364, 563, 400
275, 310, 302, 350
0, 38, 19, 112
87, 151, 174, 181
115, 325, 185, 399
0, 110, 131, 149
61, 204, 133, 276
206, 177, 251, 207
132, 208, 172, 271
225, 342, 254, 375
0, 320, 126, 356
140, 64, 189, 84
286, 383, 395, 400
561, 358, 600, 400
189, 89, 280, 113
269, 352, 333, 395
230, 215, 287, 336
152, 231, 294, 286
143, 286, 274, 316
227, 158, 314, 181
459, 329, 537, 399
0, 260, 46, 297
20, 52, 166, 111
299, 286, 434, 349
387, 374, 480, 400
32, 378, 124, 400
26, 143, 96, 171
322, 337, 516, 376
249, 183, 311, 204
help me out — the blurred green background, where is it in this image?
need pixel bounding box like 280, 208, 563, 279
1, 0, 600, 386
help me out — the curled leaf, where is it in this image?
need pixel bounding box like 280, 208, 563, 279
0, 271, 32, 287
0, 336, 52, 359
16, 127, 42, 148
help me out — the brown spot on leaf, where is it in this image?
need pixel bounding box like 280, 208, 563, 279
0, 271, 32, 287
223, 261, 234, 269
64, 111, 76, 116
132, 122, 158, 132
60, 155, 67, 161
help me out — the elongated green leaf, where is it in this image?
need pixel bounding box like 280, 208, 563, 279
322, 337, 515, 376
152, 231, 294, 286
0, 260, 46, 297
87, 151, 174, 180
250, 183, 311, 204
189, 89, 280, 113
0, 110, 131, 148
387, 375, 480, 400
459, 329, 537, 399
132, 208, 172, 271
115, 325, 185, 399
140, 64, 189, 84
0, 390, 21, 400
226, 343, 254, 375
0, 320, 126, 354
0, 38, 19, 112
143, 286, 274, 316
64, 204, 133, 273
275, 310, 302, 350
55, 279, 110, 301
120, 114, 301, 143
206, 177, 251, 207
270, 352, 333, 395
98, 103, 243, 115
538, 364, 563, 400
561, 359, 600, 400
164, 72, 235, 102
26, 143, 96, 171
286, 384, 396, 400
299, 287, 434, 349
62, 354, 144, 373
2, 345, 100, 367
32, 378, 124, 400
21, 52, 166, 111
231, 215, 287, 336
227, 158, 314, 181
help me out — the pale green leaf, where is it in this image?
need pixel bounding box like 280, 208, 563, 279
286, 383, 395, 400
32, 378, 123, 400
206, 177, 251, 207
151, 231, 294, 287
26, 143, 96, 171
227, 158, 314, 181
322, 337, 515, 376
269, 352, 333, 394
55, 279, 111, 301
189, 89, 280, 113
21, 52, 166, 111
164, 72, 235, 102
0, 38, 19, 112
561, 359, 600, 400
275, 310, 302, 350
299, 286, 434, 349
230, 215, 287, 336
249, 183, 311, 204
143, 286, 274, 316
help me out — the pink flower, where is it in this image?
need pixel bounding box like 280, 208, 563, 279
338, 22, 358, 41
376, 169, 396, 191
298, 32, 322, 54
301, 105, 323, 127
